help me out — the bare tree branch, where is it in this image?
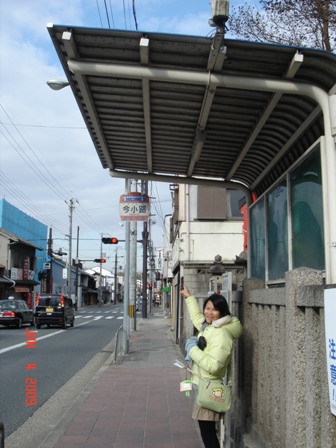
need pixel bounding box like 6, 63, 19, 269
228, 0, 336, 51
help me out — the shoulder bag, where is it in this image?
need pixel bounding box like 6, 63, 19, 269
196, 363, 232, 413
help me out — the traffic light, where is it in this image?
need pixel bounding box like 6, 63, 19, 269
94, 258, 106, 263
102, 237, 118, 244
148, 283, 152, 290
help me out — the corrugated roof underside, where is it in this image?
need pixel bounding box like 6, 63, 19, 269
48, 25, 336, 195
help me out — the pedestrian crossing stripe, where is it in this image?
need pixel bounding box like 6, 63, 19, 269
75, 312, 140, 320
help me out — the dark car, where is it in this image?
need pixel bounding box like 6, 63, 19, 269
0, 299, 35, 328
35, 294, 75, 329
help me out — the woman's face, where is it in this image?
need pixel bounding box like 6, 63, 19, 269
204, 300, 221, 323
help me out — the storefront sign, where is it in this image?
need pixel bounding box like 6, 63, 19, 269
14, 287, 30, 293
23, 257, 29, 280
10, 267, 23, 280
157, 248, 163, 269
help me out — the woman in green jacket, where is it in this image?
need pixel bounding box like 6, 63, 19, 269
181, 284, 243, 448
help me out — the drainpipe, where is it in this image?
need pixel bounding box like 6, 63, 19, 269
3, 276, 15, 296
5, 242, 16, 295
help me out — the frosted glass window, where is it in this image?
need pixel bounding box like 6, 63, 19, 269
290, 150, 324, 270
251, 199, 265, 280
267, 180, 288, 280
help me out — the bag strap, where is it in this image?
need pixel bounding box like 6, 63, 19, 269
226, 360, 232, 387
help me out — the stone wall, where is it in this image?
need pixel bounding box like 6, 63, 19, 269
234, 268, 336, 448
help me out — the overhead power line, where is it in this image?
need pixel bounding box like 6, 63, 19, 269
0, 102, 112, 239
123, 0, 127, 29
132, 0, 138, 30
96, 0, 103, 27
1, 122, 86, 129
108, 0, 115, 27
103, 0, 111, 27
0, 104, 70, 200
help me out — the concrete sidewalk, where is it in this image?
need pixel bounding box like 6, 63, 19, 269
49, 312, 203, 448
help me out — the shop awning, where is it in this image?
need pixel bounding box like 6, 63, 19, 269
14, 280, 40, 286
0, 276, 13, 284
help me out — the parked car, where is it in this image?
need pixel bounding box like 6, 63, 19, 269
35, 294, 75, 329
0, 299, 35, 328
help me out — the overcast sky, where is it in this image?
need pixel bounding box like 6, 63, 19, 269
0, 0, 257, 272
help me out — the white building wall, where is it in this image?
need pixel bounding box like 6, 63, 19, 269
172, 220, 243, 268
0, 233, 8, 268
171, 183, 244, 270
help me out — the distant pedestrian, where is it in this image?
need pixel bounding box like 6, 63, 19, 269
181, 284, 242, 448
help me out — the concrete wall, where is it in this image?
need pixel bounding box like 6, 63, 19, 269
234, 268, 336, 448
178, 266, 336, 447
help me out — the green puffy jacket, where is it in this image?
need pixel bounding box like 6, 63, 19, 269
186, 295, 243, 385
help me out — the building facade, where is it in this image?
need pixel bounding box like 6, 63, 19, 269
0, 227, 42, 305
0, 199, 47, 278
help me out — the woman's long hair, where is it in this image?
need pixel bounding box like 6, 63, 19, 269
203, 293, 231, 318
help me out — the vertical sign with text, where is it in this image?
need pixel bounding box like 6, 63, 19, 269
324, 288, 336, 416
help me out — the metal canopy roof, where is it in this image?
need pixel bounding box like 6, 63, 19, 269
48, 25, 336, 197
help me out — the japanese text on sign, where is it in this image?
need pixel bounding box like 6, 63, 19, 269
119, 192, 150, 221
324, 288, 336, 416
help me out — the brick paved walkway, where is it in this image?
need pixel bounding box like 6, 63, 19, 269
53, 315, 203, 448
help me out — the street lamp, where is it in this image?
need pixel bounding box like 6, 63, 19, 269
46, 79, 70, 91
209, 0, 229, 27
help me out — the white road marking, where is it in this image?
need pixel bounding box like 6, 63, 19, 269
0, 320, 93, 354
77, 314, 122, 319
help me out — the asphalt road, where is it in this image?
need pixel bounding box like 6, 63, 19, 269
0, 303, 124, 437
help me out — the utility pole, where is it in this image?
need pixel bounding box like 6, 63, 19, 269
142, 180, 148, 318
65, 198, 77, 299
148, 219, 154, 312
47, 228, 53, 294
123, 179, 130, 354
114, 249, 118, 304
98, 233, 103, 306
129, 179, 137, 330
75, 226, 79, 310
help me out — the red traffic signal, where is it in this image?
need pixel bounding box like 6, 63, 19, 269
102, 237, 118, 244
94, 258, 106, 263
148, 283, 153, 290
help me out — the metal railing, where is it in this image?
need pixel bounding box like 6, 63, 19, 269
113, 325, 124, 363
